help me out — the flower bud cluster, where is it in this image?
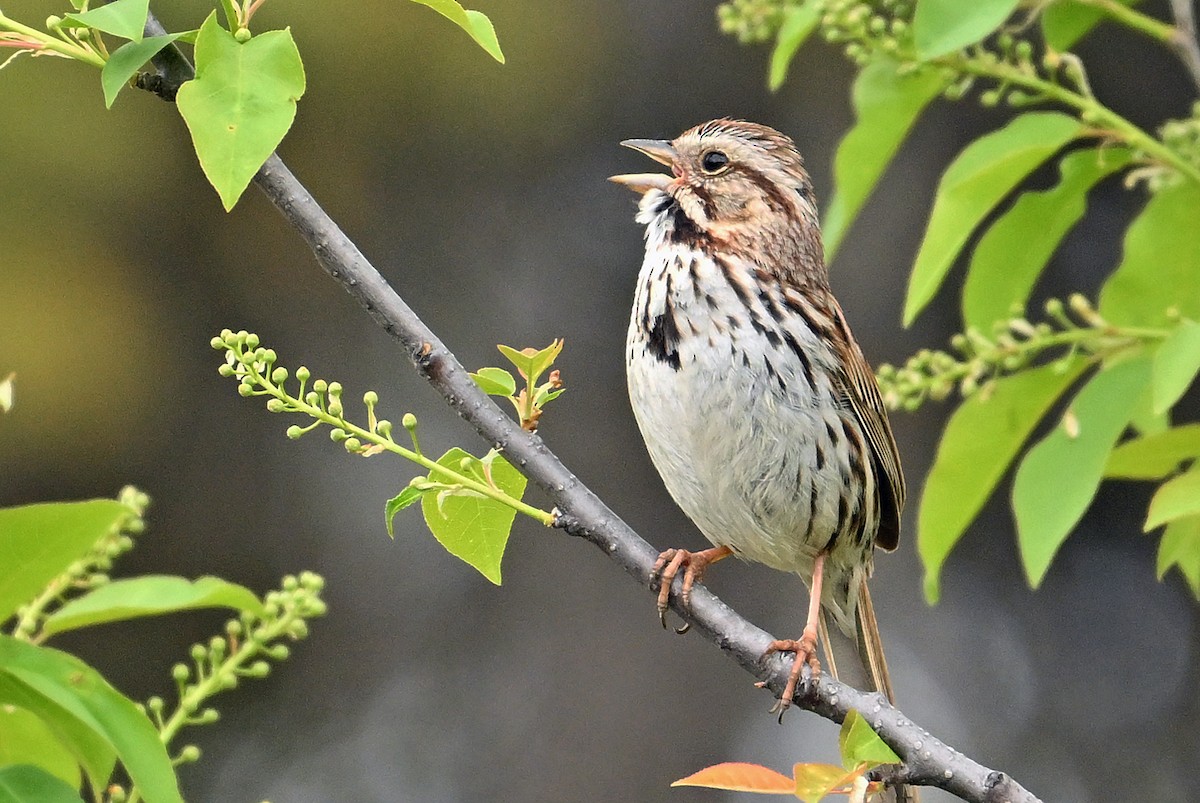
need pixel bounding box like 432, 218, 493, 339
716, 0, 789, 44
876, 296, 1121, 411
158, 573, 326, 761
213, 329, 402, 456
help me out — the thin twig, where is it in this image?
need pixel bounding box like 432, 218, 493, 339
1169, 0, 1200, 94
139, 12, 1041, 802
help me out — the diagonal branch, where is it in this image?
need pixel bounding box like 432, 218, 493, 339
1169, 0, 1200, 94
140, 13, 1040, 803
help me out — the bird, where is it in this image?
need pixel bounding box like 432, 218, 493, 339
610, 119, 909, 793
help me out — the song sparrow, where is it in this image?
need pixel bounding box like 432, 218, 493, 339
611, 120, 907, 731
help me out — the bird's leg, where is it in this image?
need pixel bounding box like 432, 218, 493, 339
762, 552, 825, 718
650, 545, 733, 631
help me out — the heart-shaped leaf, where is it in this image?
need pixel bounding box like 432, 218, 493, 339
176, 13, 306, 211
421, 448, 526, 584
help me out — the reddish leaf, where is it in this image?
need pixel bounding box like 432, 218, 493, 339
672, 762, 795, 794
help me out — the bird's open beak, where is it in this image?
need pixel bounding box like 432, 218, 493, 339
609, 139, 678, 194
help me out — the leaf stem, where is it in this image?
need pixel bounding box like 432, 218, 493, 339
1067, 0, 1178, 44
0, 12, 104, 66
236, 353, 555, 526
949, 53, 1200, 185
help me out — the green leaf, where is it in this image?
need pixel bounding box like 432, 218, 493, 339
496, 344, 534, 379
838, 710, 900, 768
0, 499, 131, 623
1145, 466, 1200, 530
100, 34, 184, 108
1128, 379, 1169, 436
823, 60, 946, 260
0, 706, 80, 790
41, 576, 262, 637
421, 448, 526, 584
0, 637, 181, 803
767, 1, 820, 91
407, 0, 505, 63
912, 0, 1021, 59
385, 485, 425, 537
1013, 356, 1152, 587
176, 13, 306, 211
1041, 0, 1140, 50
1105, 424, 1200, 479
65, 0, 149, 42
1100, 182, 1200, 327
1157, 515, 1200, 597
919, 357, 1087, 602
527, 340, 563, 385
792, 763, 857, 803
0, 764, 82, 803
905, 112, 1084, 325
469, 367, 517, 397
1150, 320, 1200, 415
533, 386, 566, 406
962, 147, 1132, 329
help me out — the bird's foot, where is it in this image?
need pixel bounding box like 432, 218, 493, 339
650, 545, 732, 633
761, 629, 820, 721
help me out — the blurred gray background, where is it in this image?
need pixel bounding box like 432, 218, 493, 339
2, 0, 1198, 800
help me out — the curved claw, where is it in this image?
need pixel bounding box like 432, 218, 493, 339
649, 545, 732, 632
763, 633, 821, 722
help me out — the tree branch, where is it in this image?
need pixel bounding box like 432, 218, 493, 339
1169, 0, 1200, 94
140, 13, 1041, 802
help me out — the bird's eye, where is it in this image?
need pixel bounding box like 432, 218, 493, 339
701, 151, 729, 174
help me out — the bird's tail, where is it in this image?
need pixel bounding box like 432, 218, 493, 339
818, 580, 916, 803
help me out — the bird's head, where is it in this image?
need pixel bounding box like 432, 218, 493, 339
609, 119, 819, 238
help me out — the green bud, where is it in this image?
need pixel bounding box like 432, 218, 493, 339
344, 436, 362, 452
246, 660, 271, 678
179, 745, 202, 763
46, 15, 62, 29
210, 336, 225, 349
238, 383, 254, 397
226, 619, 244, 637
190, 644, 207, 662
172, 663, 190, 682
245, 333, 260, 349
147, 696, 165, 713
305, 391, 321, 406
263, 349, 277, 365
234, 26, 251, 42
330, 428, 348, 443
304, 598, 329, 617
313, 379, 328, 393
218, 364, 236, 377
328, 381, 343, 397
377, 419, 393, 437
209, 636, 227, 656
269, 644, 291, 660
282, 575, 299, 591
109, 785, 128, 802
266, 399, 286, 413
196, 708, 220, 724
363, 390, 379, 405
328, 399, 344, 417
980, 89, 1001, 107
296, 366, 311, 382
286, 425, 304, 439
289, 620, 310, 639
402, 413, 418, 430
271, 367, 288, 383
